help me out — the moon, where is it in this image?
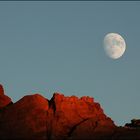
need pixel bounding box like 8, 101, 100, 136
103, 33, 126, 59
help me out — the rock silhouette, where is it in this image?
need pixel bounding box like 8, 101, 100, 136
0, 85, 139, 140
125, 119, 140, 128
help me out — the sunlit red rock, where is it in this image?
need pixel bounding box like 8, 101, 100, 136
49, 93, 115, 140
0, 85, 140, 140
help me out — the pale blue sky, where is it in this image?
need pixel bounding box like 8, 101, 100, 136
0, 2, 140, 126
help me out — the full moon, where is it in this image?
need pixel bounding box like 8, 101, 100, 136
103, 33, 126, 59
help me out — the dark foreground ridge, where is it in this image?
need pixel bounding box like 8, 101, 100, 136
0, 84, 140, 140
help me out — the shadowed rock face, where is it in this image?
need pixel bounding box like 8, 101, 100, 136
0, 85, 12, 109
125, 119, 140, 128
0, 85, 140, 140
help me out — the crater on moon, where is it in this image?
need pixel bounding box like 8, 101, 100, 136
103, 33, 126, 59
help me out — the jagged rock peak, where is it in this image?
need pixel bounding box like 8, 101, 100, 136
52, 92, 94, 103
0, 84, 4, 95
0, 84, 12, 109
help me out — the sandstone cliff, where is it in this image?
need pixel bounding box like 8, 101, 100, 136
0, 85, 139, 140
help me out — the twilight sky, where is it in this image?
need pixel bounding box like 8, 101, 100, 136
0, 1, 140, 125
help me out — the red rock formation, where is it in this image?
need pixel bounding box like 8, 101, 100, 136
0, 94, 49, 139
0, 85, 139, 140
0, 84, 4, 95
0, 89, 115, 140
48, 93, 115, 140
0, 85, 12, 109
